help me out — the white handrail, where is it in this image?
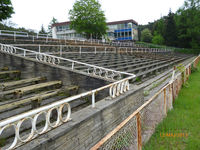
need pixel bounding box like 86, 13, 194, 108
0, 43, 134, 80
0, 30, 51, 39
0, 43, 136, 150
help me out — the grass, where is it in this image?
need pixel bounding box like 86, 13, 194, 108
143, 62, 200, 150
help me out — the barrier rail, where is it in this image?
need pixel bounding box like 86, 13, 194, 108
91, 55, 200, 150
11, 44, 172, 56
0, 43, 137, 150
0, 30, 173, 52
0, 43, 134, 80
0, 30, 50, 38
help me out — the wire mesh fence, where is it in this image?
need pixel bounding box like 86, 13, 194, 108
91, 55, 200, 150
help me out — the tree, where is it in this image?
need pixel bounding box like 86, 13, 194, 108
39, 25, 47, 34
141, 28, 152, 43
0, 0, 14, 21
48, 17, 58, 34
163, 10, 178, 46
69, 0, 107, 39
176, 0, 200, 48
152, 34, 164, 45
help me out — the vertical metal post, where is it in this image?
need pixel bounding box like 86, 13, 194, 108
164, 88, 167, 115
72, 62, 74, 70
105, 47, 107, 54
39, 44, 41, 53
32, 36, 34, 42
46, 35, 48, 43
95, 46, 96, 54
136, 113, 142, 150
92, 92, 95, 108
23, 50, 26, 57
60, 45, 62, 56
169, 84, 172, 109
14, 32, 16, 42
79, 46, 82, 54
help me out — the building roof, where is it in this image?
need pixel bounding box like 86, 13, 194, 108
52, 21, 71, 27
52, 19, 138, 27
107, 19, 138, 25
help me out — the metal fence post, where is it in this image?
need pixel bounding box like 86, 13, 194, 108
72, 62, 74, 70
136, 112, 142, 150
60, 45, 62, 56
14, 32, 16, 42
46, 35, 48, 43
164, 88, 167, 115
79, 46, 82, 54
23, 50, 26, 57
92, 92, 95, 108
39, 44, 41, 53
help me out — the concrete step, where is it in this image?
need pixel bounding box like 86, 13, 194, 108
0, 80, 62, 99
0, 76, 46, 91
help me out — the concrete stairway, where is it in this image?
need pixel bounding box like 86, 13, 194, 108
0, 68, 90, 147
55, 52, 190, 81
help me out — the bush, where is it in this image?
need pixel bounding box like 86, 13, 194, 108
141, 28, 152, 43
152, 34, 164, 45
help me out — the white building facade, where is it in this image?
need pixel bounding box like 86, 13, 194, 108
52, 19, 138, 41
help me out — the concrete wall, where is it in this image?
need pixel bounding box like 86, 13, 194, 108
0, 53, 109, 93
16, 87, 144, 150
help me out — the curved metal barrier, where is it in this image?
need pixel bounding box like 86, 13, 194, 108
0, 43, 134, 81
0, 43, 136, 149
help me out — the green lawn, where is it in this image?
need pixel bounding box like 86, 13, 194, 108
143, 63, 200, 150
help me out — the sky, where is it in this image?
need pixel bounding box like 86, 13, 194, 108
9, 0, 185, 32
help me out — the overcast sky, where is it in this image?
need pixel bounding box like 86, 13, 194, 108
10, 0, 185, 32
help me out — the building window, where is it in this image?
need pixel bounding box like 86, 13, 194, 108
117, 32, 120, 37
125, 23, 128, 28
121, 32, 124, 37
125, 32, 128, 37
114, 33, 117, 38
128, 23, 132, 28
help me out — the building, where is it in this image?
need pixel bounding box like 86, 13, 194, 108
52, 19, 138, 41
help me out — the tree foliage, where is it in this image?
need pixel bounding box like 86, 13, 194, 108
163, 10, 177, 46
152, 34, 164, 45
141, 28, 152, 43
48, 17, 58, 34
39, 25, 47, 34
69, 0, 107, 39
0, 0, 14, 21
139, 0, 200, 49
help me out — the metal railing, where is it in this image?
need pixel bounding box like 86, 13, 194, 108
0, 43, 135, 81
10, 44, 172, 57
0, 30, 51, 40
0, 43, 137, 149
0, 30, 173, 52
91, 55, 200, 150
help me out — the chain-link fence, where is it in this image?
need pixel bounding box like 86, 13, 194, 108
91, 55, 200, 150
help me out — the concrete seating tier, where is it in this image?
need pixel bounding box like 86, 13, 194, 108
55, 53, 190, 81
0, 35, 110, 47
0, 68, 88, 146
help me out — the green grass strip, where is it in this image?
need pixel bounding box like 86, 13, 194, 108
143, 62, 200, 150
